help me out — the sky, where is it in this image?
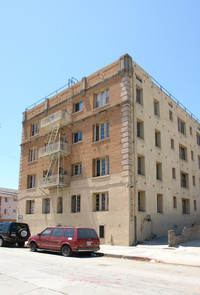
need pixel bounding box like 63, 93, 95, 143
0, 0, 200, 190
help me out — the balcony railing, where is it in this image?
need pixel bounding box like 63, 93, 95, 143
38, 174, 70, 189
39, 141, 71, 158
41, 110, 71, 130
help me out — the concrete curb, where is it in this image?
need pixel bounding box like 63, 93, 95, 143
98, 252, 164, 263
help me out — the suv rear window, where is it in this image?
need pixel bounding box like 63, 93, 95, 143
11, 223, 29, 232
77, 228, 98, 239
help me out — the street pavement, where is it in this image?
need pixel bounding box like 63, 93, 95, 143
98, 238, 200, 267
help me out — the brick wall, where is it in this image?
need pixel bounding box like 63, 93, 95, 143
168, 224, 200, 246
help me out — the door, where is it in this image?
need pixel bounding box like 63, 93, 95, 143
38, 228, 52, 249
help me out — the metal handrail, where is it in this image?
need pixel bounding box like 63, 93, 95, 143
152, 77, 199, 123
25, 77, 78, 111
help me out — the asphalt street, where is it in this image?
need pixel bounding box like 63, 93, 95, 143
0, 246, 200, 295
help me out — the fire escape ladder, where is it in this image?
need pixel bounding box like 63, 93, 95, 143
47, 125, 59, 146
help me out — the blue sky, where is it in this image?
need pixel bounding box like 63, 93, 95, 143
0, 0, 199, 189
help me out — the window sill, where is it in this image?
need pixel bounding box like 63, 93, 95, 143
26, 188, 36, 192
92, 138, 110, 144
71, 174, 82, 178
72, 141, 83, 145
29, 134, 39, 139
93, 103, 109, 112
28, 160, 37, 164
72, 109, 83, 115
92, 175, 110, 180
93, 210, 109, 213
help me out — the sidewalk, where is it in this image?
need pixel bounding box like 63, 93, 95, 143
98, 238, 200, 267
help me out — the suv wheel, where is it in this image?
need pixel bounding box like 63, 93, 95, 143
17, 242, 25, 247
18, 229, 28, 238
61, 245, 72, 257
0, 237, 4, 247
30, 242, 37, 252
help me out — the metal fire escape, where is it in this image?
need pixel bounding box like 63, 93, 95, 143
38, 110, 71, 192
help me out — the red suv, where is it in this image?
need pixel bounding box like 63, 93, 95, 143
28, 227, 100, 257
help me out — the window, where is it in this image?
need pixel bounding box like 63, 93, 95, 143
138, 191, 145, 212
154, 99, 160, 117
193, 175, 196, 186
157, 194, 163, 213
41, 228, 52, 236
171, 138, 174, 149
71, 195, 81, 213
73, 131, 82, 143
30, 123, 39, 137
72, 163, 82, 176
94, 89, 109, 108
198, 156, 200, 169
64, 228, 75, 238
137, 119, 144, 139
136, 87, 143, 105
180, 172, 188, 188
29, 148, 37, 162
194, 200, 197, 211
27, 175, 36, 189
43, 198, 50, 214
173, 196, 177, 209
5, 197, 8, 202
178, 119, 186, 135
26, 200, 35, 214
169, 110, 173, 121
4, 209, 8, 214
94, 122, 109, 142
191, 150, 194, 160
179, 145, 187, 161
172, 168, 176, 179
13, 209, 16, 213
155, 130, 161, 147
99, 225, 105, 238
182, 198, 190, 214
190, 127, 193, 135
138, 155, 145, 176
156, 162, 162, 181
74, 101, 83, 113
51, 228, 65, 237
57, 197, 62, 214
93, 157, 109, 177
94, 192, 109, 212
197, 133, 200, 145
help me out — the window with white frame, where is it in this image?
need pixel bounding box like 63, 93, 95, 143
94, 122, 109, 142
93, 192, 109, 211
26, 200, 35, 214
74, 101, 83, 113
94, 89, 109, 109
27, 175, 36, 189
71, 195, 81, 213
29, 148, 37, 162
93, 157, 109, 177
72, 163, 82, 176
73, 131, 82, 143
30, 123, 39, 137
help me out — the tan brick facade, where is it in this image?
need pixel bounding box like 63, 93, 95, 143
18, 54, 200, 245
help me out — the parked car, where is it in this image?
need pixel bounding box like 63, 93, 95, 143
0, 222, 30, 247
28, 226, 100, 257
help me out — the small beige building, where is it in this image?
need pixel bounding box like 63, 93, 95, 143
0, 187, 18, 222
18, 54, 200, 245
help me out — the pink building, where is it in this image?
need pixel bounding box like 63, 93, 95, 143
0, 187, 18, 222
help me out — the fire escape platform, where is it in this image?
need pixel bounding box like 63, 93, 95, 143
39, 141, 71, 158
38, 175, 70, 189
41, 110, 71, 131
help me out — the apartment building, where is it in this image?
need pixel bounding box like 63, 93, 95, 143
0, 187, 18, 222
18, 54, 200, 245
